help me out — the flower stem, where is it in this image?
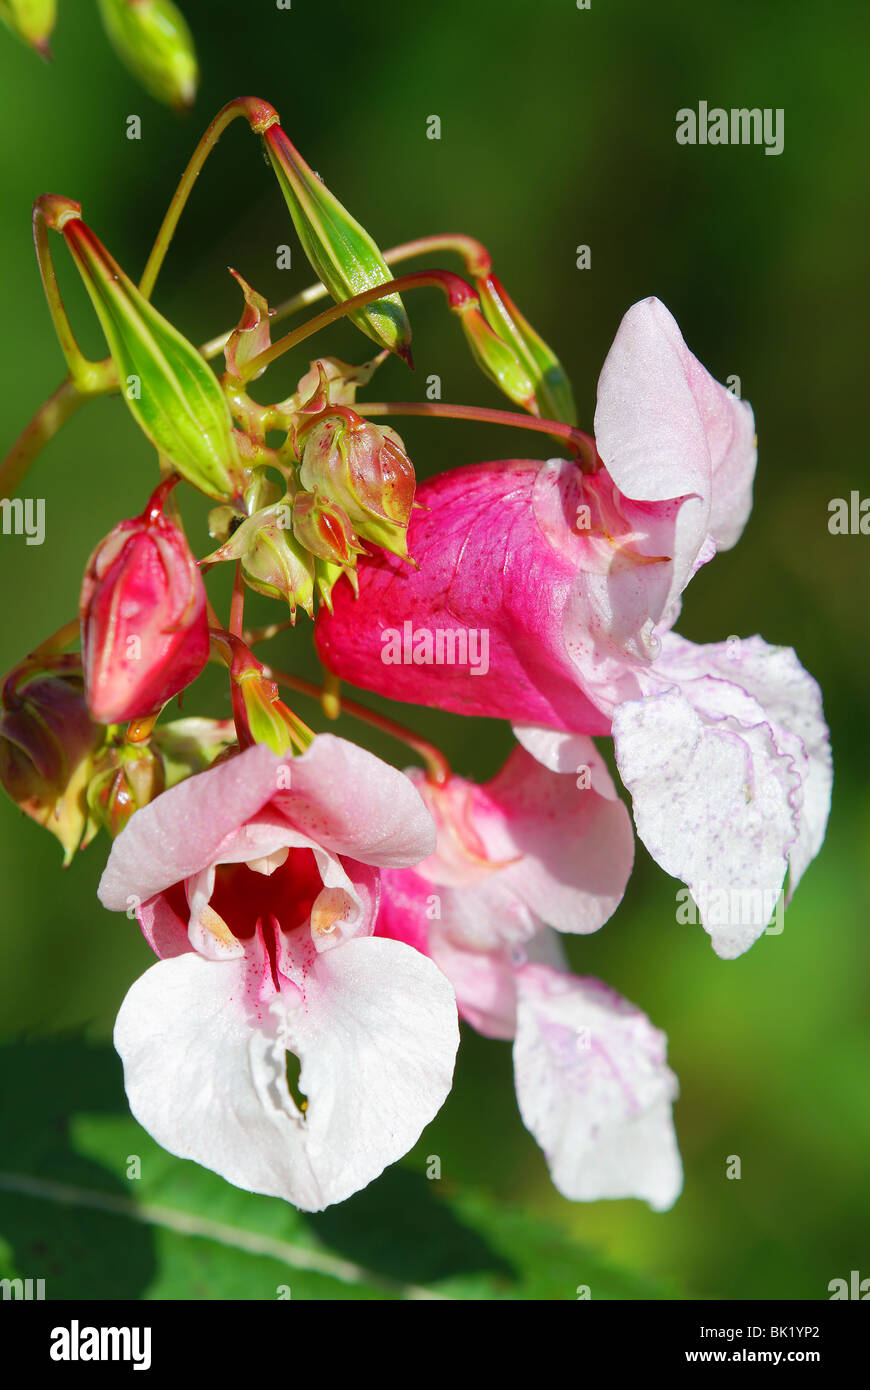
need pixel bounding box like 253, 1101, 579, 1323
265, 663, 450, 784
139, 97, 279, 301
32, 199, 111, 391
246, 270, 478, 376
199, 234, 493, 362
357, 400, 599, 468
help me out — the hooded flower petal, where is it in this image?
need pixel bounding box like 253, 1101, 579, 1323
594, 296, 756, 554
99, 733, 435, 911
513, 965, 682, 1210
611, 633, 832, 958
114, 936, 458, 1211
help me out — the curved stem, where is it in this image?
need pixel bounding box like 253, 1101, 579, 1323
265, 663, 450, 785
358, 400, 599, 469
0, 379, 86, 498
139, 97, 279, 301
32, 202, 104, 388
246, 270, 476, 377
199, 234, 494, 362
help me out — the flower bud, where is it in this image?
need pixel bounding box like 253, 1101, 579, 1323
476, 273, 577, 425
152, 716, 237, 786
86, 740, 165, 839
80, 479, 209, 725
223, 269, 273, 383
207, 498, 316, 620
97, 0, 198, 110
0, 652, 103, 863
299, 409, 415, 559
454, 300, 538, 413
43, 197, 245, 502
228, 646, 312, 757
0, 0, 55, 56
262, 124, 412, 360
291, 491, 362, 568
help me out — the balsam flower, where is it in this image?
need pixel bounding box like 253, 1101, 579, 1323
317, 298, 832, 954
98, 734, 459, 1211
376, 744, 682, 1210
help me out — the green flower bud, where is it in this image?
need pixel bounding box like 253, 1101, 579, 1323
86, 739, 166, 839
47, 198, 245, 502
476, 272, 577, 425
207, 498, 316, 621
97, 0, 198, 110
299, 409, 415, 559
0, 0, 55, 55
262, 123, 412, 360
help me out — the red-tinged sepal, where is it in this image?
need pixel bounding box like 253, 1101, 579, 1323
224, 269, 274, 383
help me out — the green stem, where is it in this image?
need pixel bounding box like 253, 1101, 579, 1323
139, 96, 279, 301
246, 270, 477, 376
199, 234, 494, 363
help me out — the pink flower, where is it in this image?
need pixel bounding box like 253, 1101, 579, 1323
81, 485, 209, 724
317, 298, 831, 954
376, 743, 682, 1209
316, 296, 756, 728
98, 734, 459, 1211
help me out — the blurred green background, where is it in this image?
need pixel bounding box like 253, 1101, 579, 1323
0, 0, 868, 1299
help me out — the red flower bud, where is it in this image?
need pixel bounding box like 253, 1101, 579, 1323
80, 479, 209, 724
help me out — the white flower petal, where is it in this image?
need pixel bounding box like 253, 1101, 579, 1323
513, 965, 682, 1210
114, 937, 458, 1211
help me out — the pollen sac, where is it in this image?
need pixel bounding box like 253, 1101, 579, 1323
299, 410, 416, 559
476, 272, 578, 426
0, 0, 55, 54
86, 740, 166, 839
97, 0, 198, 110
80, 484, 210, 725
262, 124, 412, 360
207, 499, 316, 621
0, 652, 103, 864
455, 300, 538, 413
57, 206, 245, 502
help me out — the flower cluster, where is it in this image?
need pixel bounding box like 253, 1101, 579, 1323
0, 97, 831, 1212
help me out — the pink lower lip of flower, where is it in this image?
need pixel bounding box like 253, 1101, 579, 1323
80, 502, 209, 725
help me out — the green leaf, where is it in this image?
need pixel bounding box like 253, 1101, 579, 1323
0, 1036, 680, 1300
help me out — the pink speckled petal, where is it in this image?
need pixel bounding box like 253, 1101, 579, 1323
513, 965, 682, 1210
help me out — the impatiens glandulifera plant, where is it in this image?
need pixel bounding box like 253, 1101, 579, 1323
2, 0, 199, 110
0, 97, 832, 1213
